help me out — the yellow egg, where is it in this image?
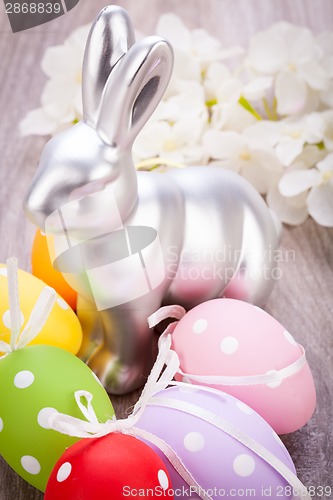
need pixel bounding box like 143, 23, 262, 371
0, 264, 82, 355
32, 230, 77, 311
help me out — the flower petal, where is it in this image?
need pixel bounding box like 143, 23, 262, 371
316, 153, 333, 173
244, 120, 282, 146
279, 169, 320, 196
19, 108, 58, 136
275, 71, 308, 115
320, 82, 333, 108
216, 79, 242, 105
316, 32, 333, 57
243, 77, 273, 100
202, 130, 245, 159
298, 60, 330, 90
41, 80, 77, 120
275, 139, 304, 167
307, 184, 333, 226
241, 161, 280, 194
288, 26, 320, 64
267, 186, 309, 225
41, 44, 82, 80
133, 121, 170, 159
156, 14, 191, 51
222, 103, 257, 132
191, 28, 222, 56
247, 29, 287, 74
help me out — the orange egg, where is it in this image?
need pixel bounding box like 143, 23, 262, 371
32, 230, 77, 311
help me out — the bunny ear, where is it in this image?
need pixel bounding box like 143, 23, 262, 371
82, 6, 135, 127
96, 36, 174, 148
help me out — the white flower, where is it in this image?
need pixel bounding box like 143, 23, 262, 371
267, 187, 309, 226
204, 62, 242, 104
277, 152, 333, 227
202, 129, 283, 194
156, 13, 242, 67
153, 81, 208, 123
317, 32, 333, 107
266, 145, 326, 225
211, 102, 258, 133
320, 110, 333, 151
18, 14, 333, 229
203, 62, 257, 132
133, 118, 207, 165
244, 113, 325, 166
156, 13, 243, 97
20, 24, 89, 136
246, 22, 330, 115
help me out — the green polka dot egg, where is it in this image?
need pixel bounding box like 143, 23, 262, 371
0, 345, 114, 491
0, 264, 82, 355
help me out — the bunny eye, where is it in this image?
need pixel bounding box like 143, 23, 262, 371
132, 76, 160, 127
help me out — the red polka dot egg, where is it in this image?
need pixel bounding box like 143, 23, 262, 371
171, 298, 316, 434
45, 433, 173, 499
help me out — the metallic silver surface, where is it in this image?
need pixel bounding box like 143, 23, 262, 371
24, 6, 279, 394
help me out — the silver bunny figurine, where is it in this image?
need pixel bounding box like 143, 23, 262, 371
24, 6, 280, 394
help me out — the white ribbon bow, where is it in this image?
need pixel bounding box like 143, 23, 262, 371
0, 257, 56, 355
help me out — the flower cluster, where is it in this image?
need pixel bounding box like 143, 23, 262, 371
20, 16, 333, 227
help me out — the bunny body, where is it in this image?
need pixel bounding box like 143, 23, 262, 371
24, 6, 279, 394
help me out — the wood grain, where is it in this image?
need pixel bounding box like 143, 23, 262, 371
0, 0, 332, 498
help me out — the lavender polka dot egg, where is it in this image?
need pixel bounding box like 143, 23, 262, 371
136, 386, 297, 499
171, 299, 316, 434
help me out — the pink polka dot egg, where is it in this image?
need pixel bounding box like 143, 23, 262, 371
136, 385, 303, 499
171, 298, 316, 434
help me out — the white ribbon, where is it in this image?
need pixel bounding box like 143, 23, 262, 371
148, 395, 311, 500
49, 331, 311, 500
148, 304, 186, 328
50, 334, 211, 499
148, 305, 307, 389
178, 347, 306, 386
0, 257, 57, 355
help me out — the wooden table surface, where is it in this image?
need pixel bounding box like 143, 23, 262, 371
0, 0, 332, 498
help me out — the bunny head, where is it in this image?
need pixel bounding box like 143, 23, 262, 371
24, 6, 174, 238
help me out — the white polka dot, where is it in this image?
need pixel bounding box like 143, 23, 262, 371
192, 319, 208, 334
57, 297, 69, 310
0, 268, 7, 276
236, 401, 254, 414
37, 407, 59, 429
158, 469, 169, 490
220, 336, 239, 355
14, 370, 35, 389
2, 310, 24, 329
272, 430, 284, 447
57, 462, 72, 482
21, 456, 41, 475
265, 370, 282, 388
184, 432, 205, 452
0, 417, 3, 432
92, 371, 103, 386
233, 454, 256, 477
284, 330, 297, 346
